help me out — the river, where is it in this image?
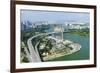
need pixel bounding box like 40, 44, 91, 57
49, 32, 89, 61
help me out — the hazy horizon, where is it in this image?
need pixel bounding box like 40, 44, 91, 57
21, 10, 90, 24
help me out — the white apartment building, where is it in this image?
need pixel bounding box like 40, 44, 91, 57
66, 23, 89, 29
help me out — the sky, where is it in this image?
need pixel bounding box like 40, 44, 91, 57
21, 10, 90, 23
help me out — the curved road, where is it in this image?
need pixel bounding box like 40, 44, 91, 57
27, 34, 42, 62
27, 32, 64, 62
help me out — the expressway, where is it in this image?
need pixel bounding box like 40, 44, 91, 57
27, 31, 81, 62
27, 34, 42, 62
27, 32, 58, 62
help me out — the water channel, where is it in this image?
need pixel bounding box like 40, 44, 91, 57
49, 32, 89, 61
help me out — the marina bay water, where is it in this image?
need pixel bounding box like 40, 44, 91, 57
49, 33, 89, 61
